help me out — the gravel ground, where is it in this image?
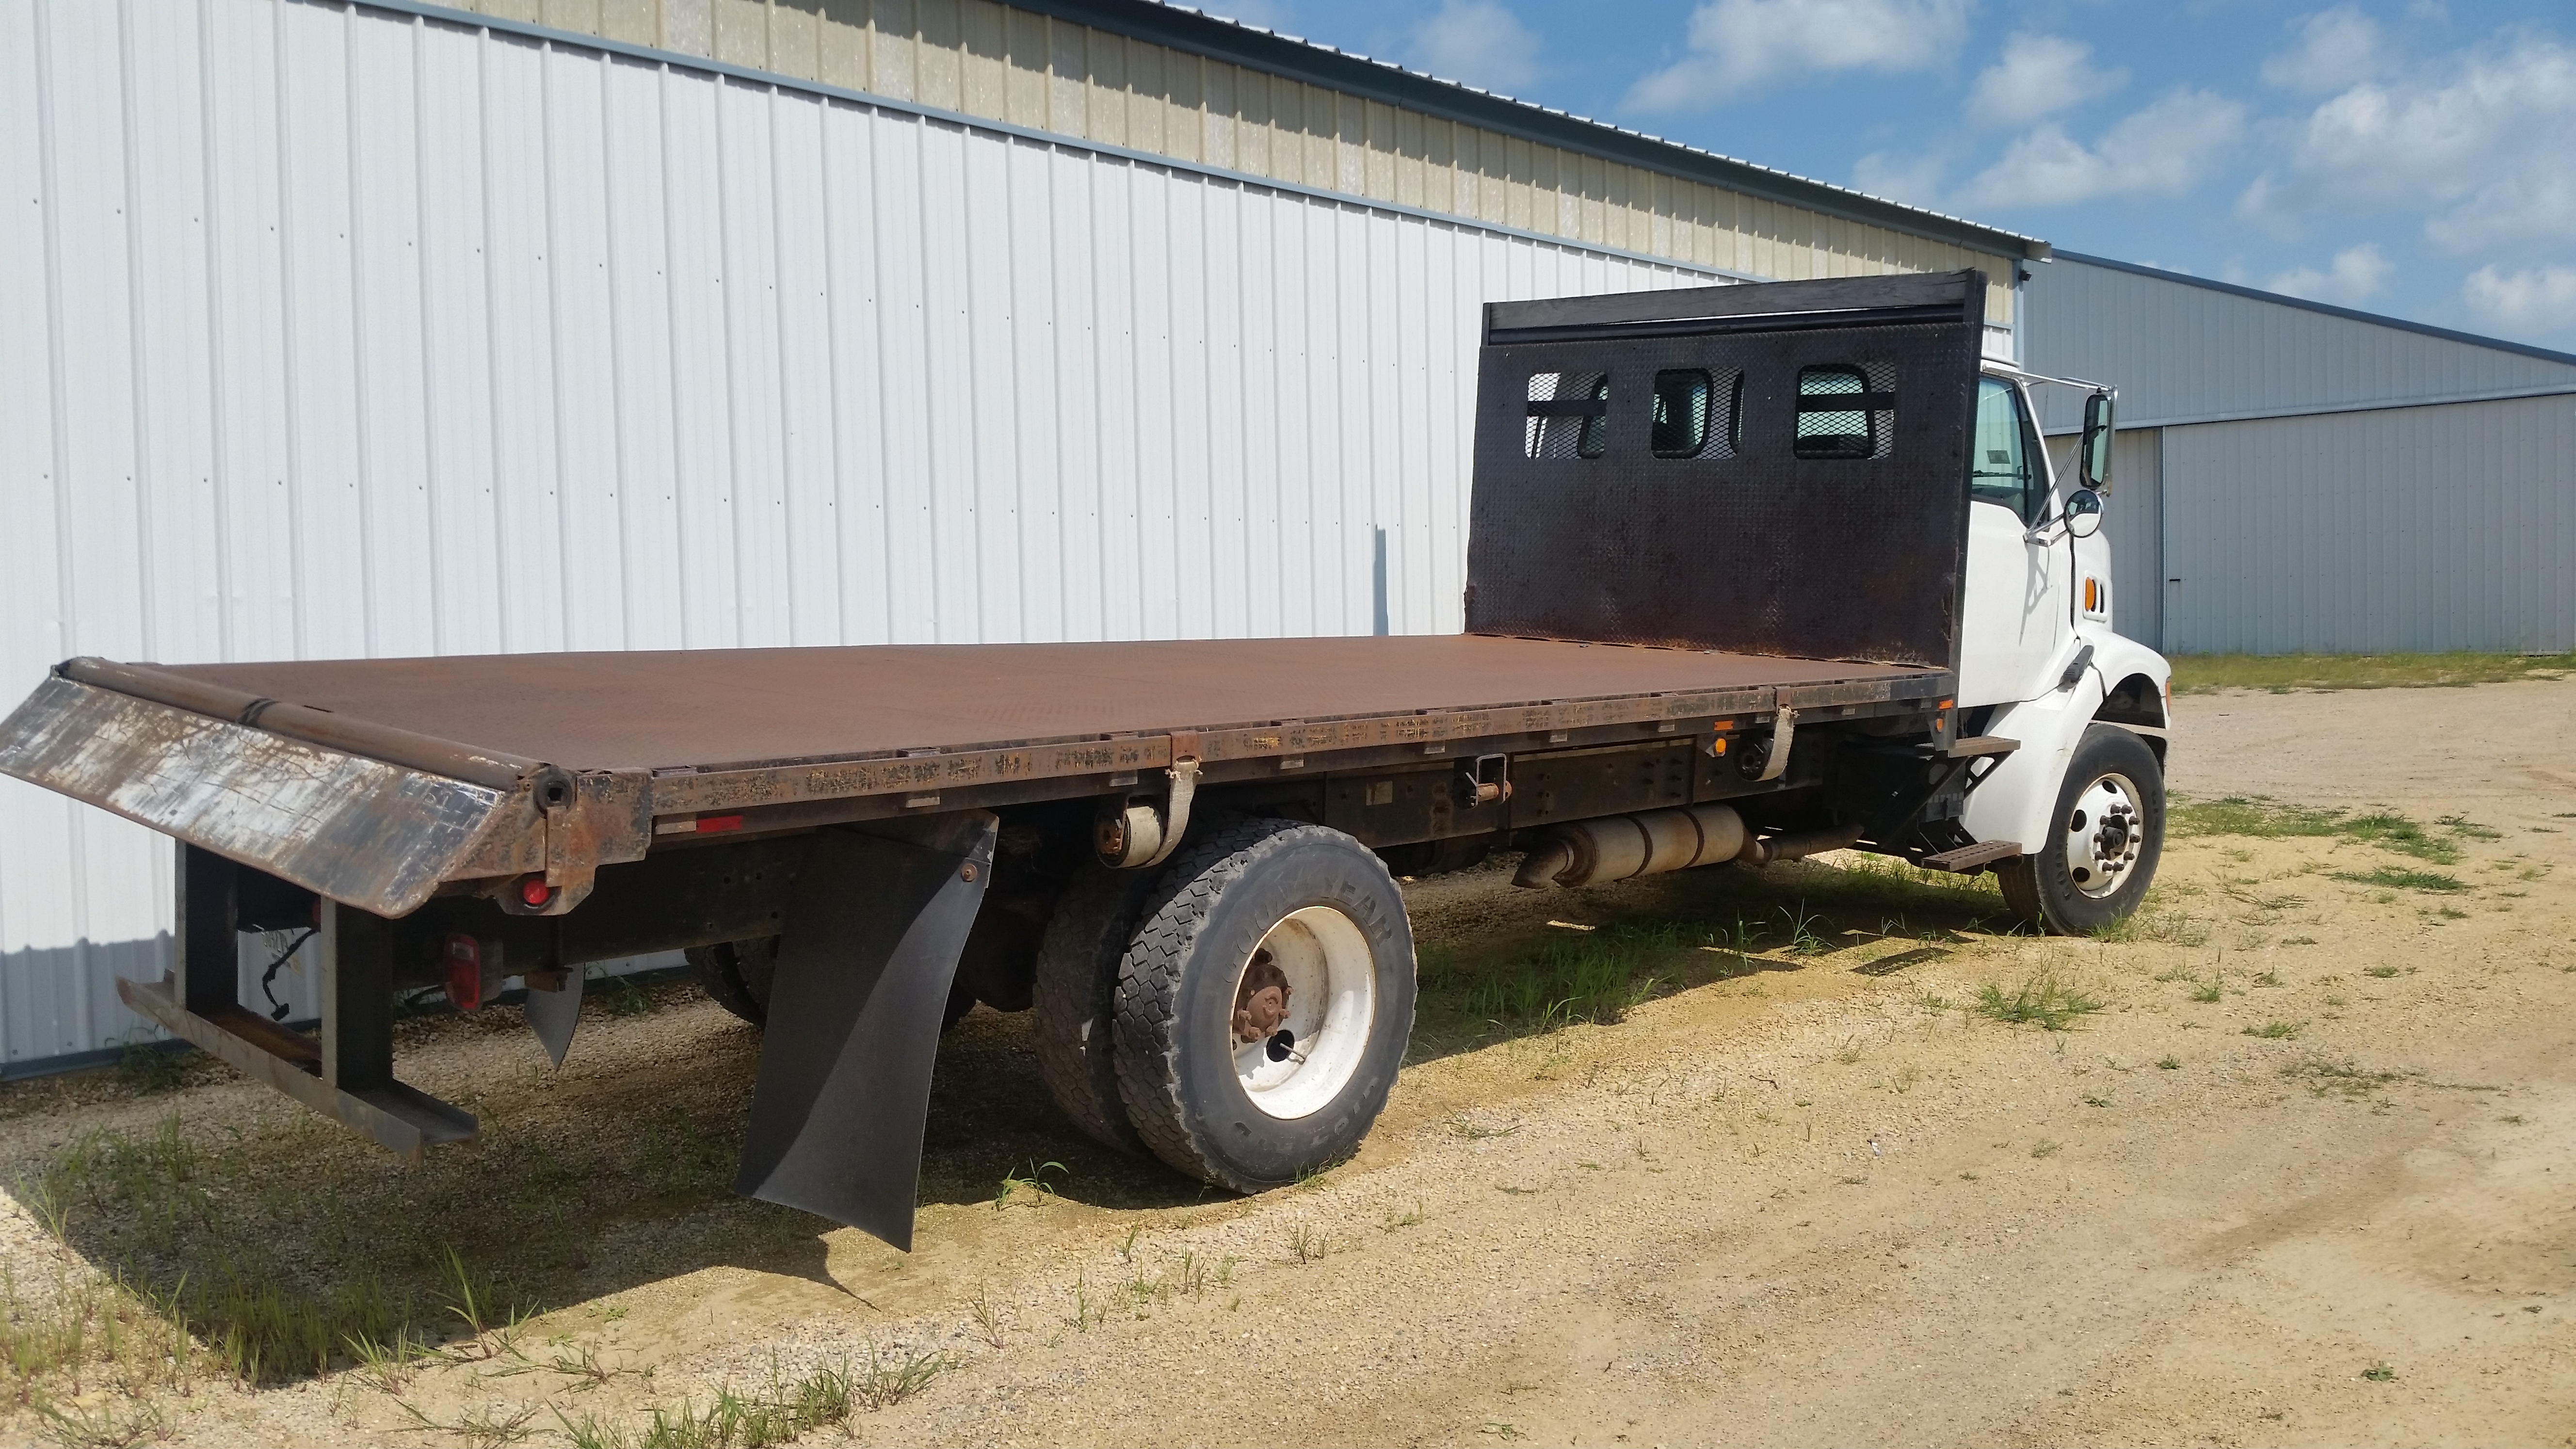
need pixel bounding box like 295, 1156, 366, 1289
1, 679, 2570, 1448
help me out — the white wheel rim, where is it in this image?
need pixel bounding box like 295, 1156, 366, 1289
2063, 772, 2144, 899
1230, 906, 1377, 1120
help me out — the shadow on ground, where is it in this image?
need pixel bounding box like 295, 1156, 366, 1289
0, 852, 2006, 1385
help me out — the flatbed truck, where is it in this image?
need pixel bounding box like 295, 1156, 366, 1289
0, 271, 2170, 1249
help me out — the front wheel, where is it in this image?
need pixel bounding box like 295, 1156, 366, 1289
1111, 819, 1416, 1193
1997, 724, 2165, 935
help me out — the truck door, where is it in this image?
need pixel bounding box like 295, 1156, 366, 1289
1955, 377, 2068, 705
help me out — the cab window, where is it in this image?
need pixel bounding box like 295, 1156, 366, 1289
1970, 377, 2046, 523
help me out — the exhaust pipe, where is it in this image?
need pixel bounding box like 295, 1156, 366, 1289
1732, 823, 1864, 867
1512, 804, 1746, 889
1512, 809, 1866, 889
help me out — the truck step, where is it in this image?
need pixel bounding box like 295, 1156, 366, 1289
1946, 734, 2021, 758
1919, 839, 2022, 873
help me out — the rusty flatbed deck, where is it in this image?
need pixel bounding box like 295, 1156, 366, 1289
3, 635, 1950, 918
159, 634, 1942, 773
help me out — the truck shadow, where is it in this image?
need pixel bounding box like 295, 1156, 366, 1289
1400, 853, 2008, 1067
0, 854, 2004, 1387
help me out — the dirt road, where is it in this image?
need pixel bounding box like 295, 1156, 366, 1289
3, 680, 2571, 1447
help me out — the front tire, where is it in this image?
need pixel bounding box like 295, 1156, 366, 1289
1997, 724, 2164, 934
1112, 819, 1416, 1193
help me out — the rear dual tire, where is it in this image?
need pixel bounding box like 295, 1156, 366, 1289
1111, 819, 1417, 1193
1031, 819, 1417, 1191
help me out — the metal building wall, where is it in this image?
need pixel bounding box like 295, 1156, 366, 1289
2025, 252, 2576, 655
2160, 399, 2576, 655
2025, 252, 2576, 433
0, 0, 1715, 1069
422, 0, 2031, 331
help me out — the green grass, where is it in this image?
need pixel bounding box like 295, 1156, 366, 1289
2242, 1020, 2305, 1040
2168, 652, 2576, 695
2170, 798, 2463, 864
1412, 852, 2008, 1048
556, 1350, 943, 1448
2332, 868, 2466, 892
1972, 973, 2106, 1030
2284, 1057, 2413, 1099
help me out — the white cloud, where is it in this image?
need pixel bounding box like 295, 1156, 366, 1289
1953, 88, 2246, 210
1623, 0, 1972, 112
1966, 33, 2128, 129
2462, 264, 2576, 337
2260, 6, 2385, 94
2266, 243, 2393, 304
1851, 149, 1950, 208
2239, 37, 2576, 252
1404, 0, 1543, 94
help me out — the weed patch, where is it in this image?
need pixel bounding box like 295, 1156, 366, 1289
2173, 798, 2460, 865
1973, 974, 2106, 1030
2284, 1057, 2413, 1099
556, 1350, 939, 1448
2333, 868, 2465, 892
2242, 1020, 2305, 1040
2168, 652, 2575, 694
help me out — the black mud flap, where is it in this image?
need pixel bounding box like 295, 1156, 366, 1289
734, 812, 998, 1250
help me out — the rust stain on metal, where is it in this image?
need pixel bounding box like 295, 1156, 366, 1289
140, 635, 1937, 776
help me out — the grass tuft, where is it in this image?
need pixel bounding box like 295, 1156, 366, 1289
2172, 798, 2461, 864
555, 1350, 936, 1449
2242, 1020, 2305, 1040
1972, 974, 2106, 1031
2332, 868, 2465, 892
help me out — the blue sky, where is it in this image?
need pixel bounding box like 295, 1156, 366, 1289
1191, 0, 2576, 353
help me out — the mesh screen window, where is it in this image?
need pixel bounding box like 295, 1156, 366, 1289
1650, 370, 1710, 457
1525, 371, 1609, 459
1794, 364, 1894, 460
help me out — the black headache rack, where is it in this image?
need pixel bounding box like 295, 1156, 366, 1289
1465, 270, 1988, 673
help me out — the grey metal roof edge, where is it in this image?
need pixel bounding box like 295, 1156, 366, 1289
1024, 1, 2048, 262
345, 0, 1756, 283
2035, 380, 2576, 435
2052, 250, 2576, 372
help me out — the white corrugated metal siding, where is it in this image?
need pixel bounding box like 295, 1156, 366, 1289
2025, 253, 2576, 656
0, 0, 1714, 1068
2160, 398, 2576, 655
2025, 253, 2576, 432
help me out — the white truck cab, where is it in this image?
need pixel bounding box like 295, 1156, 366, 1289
1956, 368, 2173, 933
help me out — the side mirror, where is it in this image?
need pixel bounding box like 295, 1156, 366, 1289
2079, 390, 2116, 492
2065, 487, 2104, 539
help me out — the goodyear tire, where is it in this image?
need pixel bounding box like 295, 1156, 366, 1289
1111, 819, 1416, 1192
1030, 865, 1163, 1154
1997, 724, 2165, 935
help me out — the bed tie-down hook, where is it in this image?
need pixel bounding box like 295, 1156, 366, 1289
1096, 752, 1201, 869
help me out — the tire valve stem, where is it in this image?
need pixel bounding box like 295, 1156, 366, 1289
1265, 1029, 1305, 1065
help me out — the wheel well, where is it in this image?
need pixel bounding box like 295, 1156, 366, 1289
2095, 672, 2166, 729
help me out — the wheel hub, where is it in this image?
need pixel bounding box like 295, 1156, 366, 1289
1229, 906, 1376, 1120
2063, 772, 2144, 899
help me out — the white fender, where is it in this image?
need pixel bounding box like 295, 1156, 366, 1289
1962, 630, 2171, 853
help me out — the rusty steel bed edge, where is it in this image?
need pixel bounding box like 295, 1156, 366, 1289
0, 649, 1954, 921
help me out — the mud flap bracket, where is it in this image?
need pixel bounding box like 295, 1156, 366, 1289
733, 811, 999, 1251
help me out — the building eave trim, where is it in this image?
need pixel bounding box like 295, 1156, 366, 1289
2038, 381, 2576, 434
